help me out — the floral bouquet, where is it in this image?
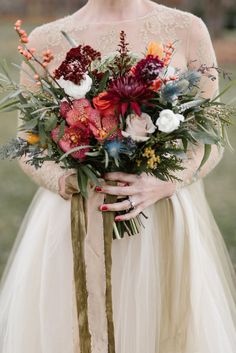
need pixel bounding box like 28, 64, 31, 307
1, 22, 234, 237
0, 20, 235, 353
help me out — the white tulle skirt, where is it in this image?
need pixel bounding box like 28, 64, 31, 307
0, 179, 236, 353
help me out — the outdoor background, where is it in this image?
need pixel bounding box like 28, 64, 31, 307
0, 0, 236, 277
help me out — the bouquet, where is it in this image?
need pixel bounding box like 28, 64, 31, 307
1, 21, 235, 237
0, 20, 235, 353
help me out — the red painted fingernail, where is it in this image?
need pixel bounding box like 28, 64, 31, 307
100, 205, 108, 211
115, 217, 122, 222
95, 186, 102, 192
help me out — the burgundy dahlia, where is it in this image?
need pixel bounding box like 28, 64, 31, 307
133, 55, 164, 84
102, 76, 154, 116
54, 45, 101, 85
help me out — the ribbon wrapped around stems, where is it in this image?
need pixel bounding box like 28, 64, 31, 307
71, 186, 117, 353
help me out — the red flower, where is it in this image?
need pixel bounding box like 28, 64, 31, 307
54, 45, 101, 85
51, 124, 91, 160
60, 100, 71, 117
60, 98, 93, 127
59, 98, 120, 142
102, 76, 154, 116
89, 110, 121, 141
150, 78, 163, 92
93, 92, 116, 116
133, 55, 164, 84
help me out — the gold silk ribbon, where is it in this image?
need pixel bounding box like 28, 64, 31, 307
71, 183, 116, 353
71, 193, 91, 353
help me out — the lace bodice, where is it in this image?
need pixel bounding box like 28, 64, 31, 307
18, 3, 223, 193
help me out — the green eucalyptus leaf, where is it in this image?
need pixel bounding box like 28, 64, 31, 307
98, 70, 110, 92
59, 145, 92, 161
44, 115, 58, 131
22, 57, 37, 74
38, 123, 47, 145
81, 165, 100, 186
104, 149, 109, 168
182, 138, 188, 152
77, 169, 88, 198
21, 117, 39, 130
191, 131, 219, 144
198, 144, 211, 170
85, 151, 100, 157
58, 120, 66, 140
212, 79, 236, 102
0, 99, 19, 111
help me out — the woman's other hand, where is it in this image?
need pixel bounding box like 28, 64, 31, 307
97, 172, 176, 221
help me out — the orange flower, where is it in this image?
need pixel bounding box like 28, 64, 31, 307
27, 133, 40, 144
93, 92, 116, 116
146, 42, 164, 59
150, 78, 163, 92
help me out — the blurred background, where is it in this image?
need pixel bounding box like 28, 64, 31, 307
0, 0, 235, 277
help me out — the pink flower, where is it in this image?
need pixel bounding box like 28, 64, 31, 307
89, 111, 121, 141
59, 98, 92, 127
51, 124, 91, 160
122, 112, 156, 142
59, 97, 120, 142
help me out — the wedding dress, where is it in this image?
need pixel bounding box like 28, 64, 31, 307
0, 4, 236, 353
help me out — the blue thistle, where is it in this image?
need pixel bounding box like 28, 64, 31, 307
161, 70, 202, 103
104, 139, 136, 159
104, 138, 137, 167
161, 81, 187, 103
179, 70, 201, 88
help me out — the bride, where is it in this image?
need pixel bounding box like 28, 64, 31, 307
0, 0, 236, 352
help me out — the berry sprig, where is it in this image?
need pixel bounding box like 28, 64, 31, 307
14, 19, 72, 101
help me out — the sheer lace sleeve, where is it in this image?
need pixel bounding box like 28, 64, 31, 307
175, 15, 224, 189
18, 27, 74, 194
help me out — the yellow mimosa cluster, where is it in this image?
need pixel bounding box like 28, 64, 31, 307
142, 147, 160, 170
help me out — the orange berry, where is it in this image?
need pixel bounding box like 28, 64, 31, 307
36, 81, 42, 86
26, 54, 32, 60
34, 74, 40, 80
21, 37, 29, 43
15, 19, 22, 27
42, 62, 48, 67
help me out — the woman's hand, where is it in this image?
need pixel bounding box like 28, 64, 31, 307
97, 172, 176, 221
58, 172, 129, 201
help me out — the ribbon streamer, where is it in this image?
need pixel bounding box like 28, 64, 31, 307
71, 193, 91, 353
103, 191, 117, 353
71, 187, 117, 353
